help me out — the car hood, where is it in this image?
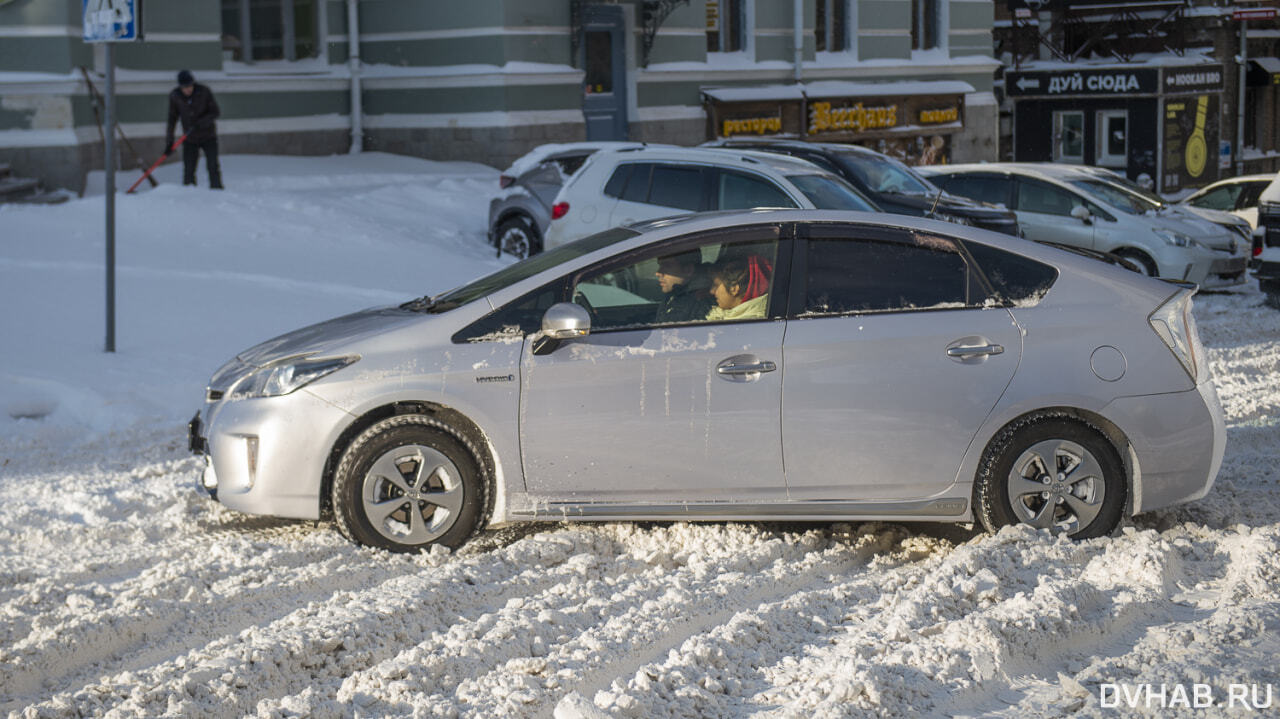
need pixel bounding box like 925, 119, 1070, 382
1178, 204, 1252, 234
1149, 208, 1238, 250
234, 305, 425, 368
882, 191, 1014, 220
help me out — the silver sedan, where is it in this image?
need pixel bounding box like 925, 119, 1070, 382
190, 211, 1226, 551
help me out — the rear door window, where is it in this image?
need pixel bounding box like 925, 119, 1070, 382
936, 174, 1013, 209
962, 240, 1058, 307
647, 165, 706, 211
797, 225, 980, 315
716, 170, 798, 210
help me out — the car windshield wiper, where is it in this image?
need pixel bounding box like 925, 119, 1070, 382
400, 295, 457, 313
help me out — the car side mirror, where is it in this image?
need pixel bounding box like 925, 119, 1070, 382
1071, 205, 1093, 224
532, 302, 591, 355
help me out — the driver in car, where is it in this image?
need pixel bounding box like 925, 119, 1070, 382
654, 251, 712, 324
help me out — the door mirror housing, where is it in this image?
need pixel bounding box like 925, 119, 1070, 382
533, 302, 591, 355
1071, 205, 1093, 224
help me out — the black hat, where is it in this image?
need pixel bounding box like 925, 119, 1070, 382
177, 70, 194, 86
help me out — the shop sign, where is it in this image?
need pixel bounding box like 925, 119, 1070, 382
1162, 66, 1225, 93
919, 107, 959, 125
808, 101, 898, 135
1162, 93, 1219, 193
722, 114, 783, 136
1006, 68, 1159, 96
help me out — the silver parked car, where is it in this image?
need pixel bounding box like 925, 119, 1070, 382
922, 164, 1249, 288
488, 142, 650, 259
190, 211, 1225, 552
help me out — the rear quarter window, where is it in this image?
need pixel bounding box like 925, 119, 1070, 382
963, 241, 1059, 307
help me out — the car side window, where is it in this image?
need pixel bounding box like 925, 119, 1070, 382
452, 283, 566, 342
800, 228, 976, 315
571, 228, 782, 332
938, 174, 1012, 209
647, 165, 706, 211
604, 163, 634, 199
1016, 179, 1085, 217
621, 163, 654, 203
962, 240, 1059, 307
1190, 185, 1240, 212
1238, 182, 1266, 209
716, 170, 798, 210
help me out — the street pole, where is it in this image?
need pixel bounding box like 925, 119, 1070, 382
104, 43, 116, 353
1237, 18, 1247, 178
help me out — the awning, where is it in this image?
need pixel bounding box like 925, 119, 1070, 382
702, 80, 975, 104
1249, 57, 1280, 86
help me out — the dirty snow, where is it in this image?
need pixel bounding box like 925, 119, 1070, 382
2, 154, 1280, 718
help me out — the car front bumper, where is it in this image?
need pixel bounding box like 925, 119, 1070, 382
1103, 377, 1225, 515
190, 389, 353, 520
1185, 253, 1248, 289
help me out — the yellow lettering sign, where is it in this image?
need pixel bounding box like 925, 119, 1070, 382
807, 101, 898, 135
722, 115, 783, 136
919, 107, 959, 124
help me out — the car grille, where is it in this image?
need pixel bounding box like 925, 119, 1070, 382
1210, 256, 1247, 278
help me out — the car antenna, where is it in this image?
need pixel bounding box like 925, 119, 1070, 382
928, 187, 943, 217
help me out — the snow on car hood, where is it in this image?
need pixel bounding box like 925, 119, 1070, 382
1151, 207, 1239, 251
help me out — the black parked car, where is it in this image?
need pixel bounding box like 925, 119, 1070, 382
705, 139, 1019, 236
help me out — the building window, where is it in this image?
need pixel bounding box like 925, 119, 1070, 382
911, 0, 940, 51
221, 0, 320, 62
707, 0, 746, 53
816, 0, 851, 53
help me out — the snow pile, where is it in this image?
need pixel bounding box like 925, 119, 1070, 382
2, 154, 1279, 718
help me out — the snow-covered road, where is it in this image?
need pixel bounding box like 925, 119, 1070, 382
2, 155, 1278, 718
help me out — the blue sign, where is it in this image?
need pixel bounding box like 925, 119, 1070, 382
82, 0, 141, 43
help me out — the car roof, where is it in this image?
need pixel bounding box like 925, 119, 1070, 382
594, 146, 825, 176
712, 138, 894, 160
922, 163, 1102, 182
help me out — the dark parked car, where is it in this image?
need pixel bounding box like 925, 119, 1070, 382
705, 139, 1019, 236
1256, 175, 1280, 308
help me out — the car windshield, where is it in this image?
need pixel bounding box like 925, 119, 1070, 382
1067, 179, 1160, 215
786, 174, 879, 211
413, 227, 641, 312
1095, 173, 1167, 207
833, 150, 938, 195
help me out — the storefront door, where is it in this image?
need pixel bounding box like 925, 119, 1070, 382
1096, 110, 1128, 168
1052, 111, 1085, 164
581, 4, 629, 141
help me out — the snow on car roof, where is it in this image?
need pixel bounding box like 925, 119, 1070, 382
502, 142, 647, 178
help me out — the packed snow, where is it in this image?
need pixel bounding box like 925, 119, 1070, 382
2, 153, 1279, 718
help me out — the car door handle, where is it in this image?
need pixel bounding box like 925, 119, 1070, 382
947, 344, 1004, 358
717, 360, 777, 375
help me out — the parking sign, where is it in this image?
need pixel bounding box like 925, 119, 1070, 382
83, 0, 142, 43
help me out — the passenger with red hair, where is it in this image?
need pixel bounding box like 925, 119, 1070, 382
706, 254, 772, 321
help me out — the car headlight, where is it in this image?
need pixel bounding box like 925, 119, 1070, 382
230, 355, 358, 400
1152, 228, 1198, 248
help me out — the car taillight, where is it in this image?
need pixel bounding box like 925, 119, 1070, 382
1149, 289, 1200, 382
499, 174, 515, 189
1255, 243, 1264, 258
551, 202, 569, 220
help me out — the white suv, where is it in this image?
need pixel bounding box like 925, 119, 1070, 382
543, 147, 878, 250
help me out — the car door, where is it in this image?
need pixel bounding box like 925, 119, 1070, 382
608, 162, 709, 227
781, 224, 1021, 500
521, 225, 790, 502
1014, 177, 1097, 249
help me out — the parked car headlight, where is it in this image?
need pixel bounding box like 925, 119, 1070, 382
1152, 228, 1198, 248
231, 356, 358, 399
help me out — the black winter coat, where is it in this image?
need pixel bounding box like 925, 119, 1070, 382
166, 84, 220, 145
655, 283, 713, 324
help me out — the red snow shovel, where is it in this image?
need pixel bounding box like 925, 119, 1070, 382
126, 134, 187, 194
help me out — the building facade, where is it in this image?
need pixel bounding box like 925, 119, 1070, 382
994, 0, 1280, 193
0, 0, 999, 193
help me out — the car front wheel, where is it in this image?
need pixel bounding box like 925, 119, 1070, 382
332, 415, 486, 552
975, 415, 1126, 540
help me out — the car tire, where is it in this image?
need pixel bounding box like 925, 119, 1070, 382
332, 414, 487, 552
974, 414, 1126, 540
1114, 249, 1157, 277
496, 215, 542, 259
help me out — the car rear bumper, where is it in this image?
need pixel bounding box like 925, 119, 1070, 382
1103, 378, 1225, 515
190, 390, 352, 520
1254, 258, 1280, 284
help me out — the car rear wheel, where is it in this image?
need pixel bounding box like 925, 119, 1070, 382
332, 415, 486, 552
975, 415, 1126, 540
497, 215, 542, 259
1114, 249, 1157, 277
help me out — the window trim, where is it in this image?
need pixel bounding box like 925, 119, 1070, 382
788, 222, 991, 318
221, 0, 327, 66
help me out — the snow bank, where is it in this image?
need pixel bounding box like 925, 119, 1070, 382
2, 153, 1279, 718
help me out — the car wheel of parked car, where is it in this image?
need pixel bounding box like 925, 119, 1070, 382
1113, 250, 1157, 277
332, 414, 486, 552
975, 415, 1126, 540
497, 215, 541, 259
